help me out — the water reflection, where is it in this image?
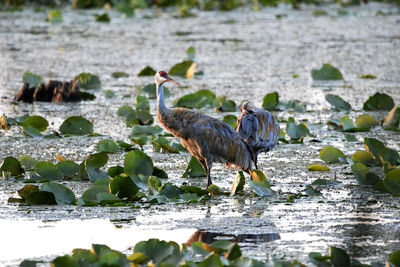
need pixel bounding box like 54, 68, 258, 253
186, 229, 280, 246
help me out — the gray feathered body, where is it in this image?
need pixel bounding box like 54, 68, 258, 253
235, 106, 280, 166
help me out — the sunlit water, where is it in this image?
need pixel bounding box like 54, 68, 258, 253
0, 2, 400, 266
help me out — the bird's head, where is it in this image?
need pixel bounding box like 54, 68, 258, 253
155, 71, 181, 86
240, 101, 256, 112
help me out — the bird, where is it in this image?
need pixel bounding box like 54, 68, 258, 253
235, 101, 280, 169
154, 71, 254, 187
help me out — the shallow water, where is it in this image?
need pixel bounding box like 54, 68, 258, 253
1, 2, 400, 266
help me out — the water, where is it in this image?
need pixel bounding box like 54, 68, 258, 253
1, 2, 400, 266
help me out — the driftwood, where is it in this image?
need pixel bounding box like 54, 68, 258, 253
14, 79, 81, 103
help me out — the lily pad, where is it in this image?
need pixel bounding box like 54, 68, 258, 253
110, 175, 139, 199
182, 156, 206, 178
250, 169, 270, 186
112, 71, 129, 78
97, 139, 119, 153
351, 151, 376, 166
151, 137, 179, 153
141, 83, 171, 99
57, 160, 80, 178
364, 137, 400, 166
107, 165, 124, 178
134, 239, 182, 265
81, 185, 109, 203
351, 163, 380, 185
325, 94, 351, 111
137, 66, 156, 76
307, 164, 330, 171
208, 184, 224, 196
131, 125, 163, 136
383, 168, 400, 195
169, 60, 196, 78
286, 117, 312, 140
319, 146, 345, 163
383, 105, 400, 130
249, 180, 275, 197
344, 134, 358, 142
117, 105, 134, 117
22, 125, 43, 137
95, 13, 110, 22
26, 191, 57, 205
22, 115, 49, 132
214, 96, 236, 112
175, 89, 216, 109
159, 182, 183, 198
230, 171, 245, 196
339, 115, 358, 132
75, 72, 101, 89
80, 91, 96, 101
105, 90, 115, 98
18, 155, 39, 170
223, 114, 237, 129
360, 74, 376, 79
41, 181, 76, 205
355, 114, 378, 128
23, 72, 42, 89
329, 246, 350, 266
304, 185, 322, 196
34, 161, 63, 181
18, 184, 39, 200
152, 166, 168, 179
186, 46, 195, 61
136, 95, 150, 112
96, 192, 120, 204
311, 64, 343, 80
85, 152, 109, 182
124, 150, 154, 177
59, 116, 93, 135
46, 9, 62, 23
363, 92, 394, 111
388, 250, 400, 266
262, 92, 279, 110
1, 156, 24, 176
116, 4, 134, 17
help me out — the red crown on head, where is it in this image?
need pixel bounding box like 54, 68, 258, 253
158, 71, 168, 77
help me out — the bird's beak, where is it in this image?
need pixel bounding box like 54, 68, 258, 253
166, 76, 181, 86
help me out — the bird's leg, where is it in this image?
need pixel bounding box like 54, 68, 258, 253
198, 158, 212, 187
254, 157, 258, 170
206, 160, 213, 187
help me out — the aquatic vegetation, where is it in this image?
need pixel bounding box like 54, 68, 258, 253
325, 94, 351, 111
311, 64, 344, 80
363, 92, 395, 111
59, 116, 94, 135
262, 91, 279, 110
138, 66, 157, 76
319, 145, 345, 163
75, 72, 101, 90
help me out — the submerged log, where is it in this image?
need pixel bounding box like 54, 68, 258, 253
14, 79, 82, 103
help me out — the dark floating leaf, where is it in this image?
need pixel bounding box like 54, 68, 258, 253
96, 139, 120, 153
41, 181, 76, 205
355, 114, 378, 128
117, 105, 134, 117
325, 94, 351, 111
363, 92, 394, 111
124, 150, 154, 177
319, 145, 345, 163
85, 152, 109, 182
110, 175, 139, 200
311, 178, 341, 186
286, 117, 313, 140
311, 64, 343, 80
22, 125, 43, 137
26, 191, 57, 205
23, 72, 42, 89
134, 239, 183, 266
351, 163, 380, 185
344, 134, 358, 142
175, 89, 216, 109
138, 66, 156, 76
94, 13, 110, 22
262, 91, 279, 110
18, 155, 39, 170
230, 171, 245, 196
169, 60, 196, 78
22, 115, 49, 132
75, 72, 101, 89
364, 137, 400, 167
351, 151, 376, 166
112, 71, 129, 78
360, 74, 376, 79
276, 100, 307, 112
81, 185, 109, 203
214, 96, 236, 112
108, 165, 124, 178
59, 116, 93, 135
388, 249, 400, 266
46, 9, 62, 23
57, 160, 80, 178
1, 156, 24, 177
329, 246, 350, 267
80, 91, 96, 101
383, 105, 400, 130
383, 168, 400, 195
131, 125, 163, 136
304, 185, 322, 196
152, 166, 168, 179
182, 156, 206, 178
307, 164, 330, 171
223, 114, 237, 129
34, 161, 63, 181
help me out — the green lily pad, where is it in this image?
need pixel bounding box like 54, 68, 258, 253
1, 156, 24, 176
250, 169, 270, 186
355, 114, 378, 128
96, 192, 120, 204
338, 115, 358, 132
85, 153, 109, 182
319, 145, 345, 163
137, 66, 156, 76
26, 191, 57, 205
344, 134, 358, 142
141, 83, 171, 99
363, 92, 394, 111
18, 155, 39, 170
80, 91, 96, 101
223, 115, 237, 129
159, 182, 183, 198
134, 239, 183, 265
208, 184, 224, 196
312, 9, 328, 16
22, 72, 42, 89
126, 110, 154, 127
325, 94, 351, 111
117, 105, 134, 117
351, 151, 375, 166
46, 9, 62, 23
22, 115, 49, 132
75, 72, 101, 89
277, 100, 307, 112
262, 91, 279, 110
152, 166, 168, 179
97, 139, 119, 153
110, 175, 139, 199
107, 165, 124, 178
169, 60, 196, 78
41, 181, 76, 205
116, 4, 134, 17
112, 71, 129, 78
59, 116, 93, 135
18, 184, 39, 200
81, 185, 109, 203
311, 64, 343, 80
174, 89, 216, 109
388, 250, 400, 266
286, 117, 312, 140
230, 171, 245, 196
214, 96, 236, 112
57, 160, 80, 178
151, 137, 179, 153
180, 192, 203, 203
22, 125, 43, 137
360, 74, 376, 79
182, 156, 206, 178
95, 13, 110, 22
383, 105, 400, 129
136, 95, 150, 112
186, 46, 196, 61
304, 185, 322, 196
351, 163, 380, 185
249, 180, 275, 197
34, 161, 63, 181
383, 168, 400, 195
124, 150, 154, 177
307, 164, 330, 171
329, 246, 350, 266
364, 137, 400, 166
131, 125, 163, 136
313, 178, 341, 185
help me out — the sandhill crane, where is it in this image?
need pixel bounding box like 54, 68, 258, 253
155, 71, 254, 187
235, 101, 280, 169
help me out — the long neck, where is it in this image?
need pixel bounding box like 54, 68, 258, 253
156, 82, 170, 117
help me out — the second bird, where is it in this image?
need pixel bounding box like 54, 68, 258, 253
235, 101, 280, 169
